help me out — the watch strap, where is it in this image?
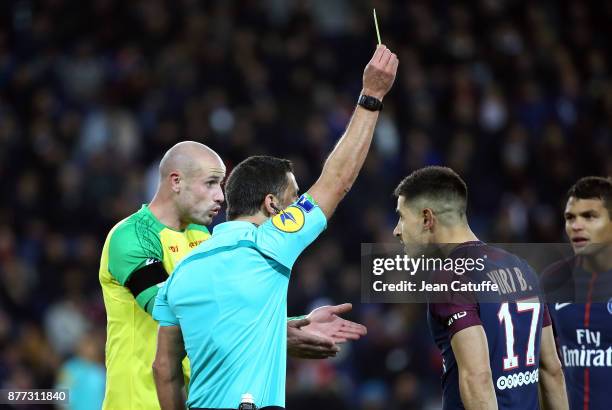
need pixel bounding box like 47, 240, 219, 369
357, 94, 383, 111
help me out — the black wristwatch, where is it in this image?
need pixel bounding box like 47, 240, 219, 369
358, 94, 383, 111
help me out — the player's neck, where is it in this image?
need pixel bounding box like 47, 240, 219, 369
149, 194, 185, 231
436, 225, 479, 249
578, 244, 612, 272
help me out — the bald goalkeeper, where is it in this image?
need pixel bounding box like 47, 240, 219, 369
99, 142, 367, 409
153, 45, 398, 409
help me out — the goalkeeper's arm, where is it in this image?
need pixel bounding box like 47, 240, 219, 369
123, 260, 168, 314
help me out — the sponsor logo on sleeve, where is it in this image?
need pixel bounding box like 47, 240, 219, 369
296, 194, 315, 213
272, 206, 305, 233
447, 311, 467, 327
608, 298, 612, 315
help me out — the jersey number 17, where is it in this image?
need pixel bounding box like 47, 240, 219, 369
497, 301, 541, 370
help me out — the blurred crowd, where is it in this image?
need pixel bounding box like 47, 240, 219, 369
0, 0, 610, 409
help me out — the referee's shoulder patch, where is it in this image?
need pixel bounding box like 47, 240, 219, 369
295, 193, 316, 213
272, 206, 305, 233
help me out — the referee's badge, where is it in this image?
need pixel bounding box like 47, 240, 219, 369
272, 206, 305, 233
296, 193, 315, 213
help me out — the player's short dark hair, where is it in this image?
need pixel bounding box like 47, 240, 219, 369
225, 155, 293, 220
567, 176, 612, 213
394, 166, 468, 214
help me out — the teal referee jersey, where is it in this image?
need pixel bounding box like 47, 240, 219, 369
153, 194, 326, 409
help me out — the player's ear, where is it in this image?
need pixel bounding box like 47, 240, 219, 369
423, 208, 435, 231
169, 171, 181, 193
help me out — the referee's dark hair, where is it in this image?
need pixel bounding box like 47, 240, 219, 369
567, 176, 612, 214
394, 166, 468, 223
225, 155, 293, 220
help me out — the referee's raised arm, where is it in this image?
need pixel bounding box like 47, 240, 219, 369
307, 44, 398, 218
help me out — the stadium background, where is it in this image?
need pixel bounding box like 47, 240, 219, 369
0, 0, 610, 409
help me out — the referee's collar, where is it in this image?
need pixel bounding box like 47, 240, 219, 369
212, 220, 258, 235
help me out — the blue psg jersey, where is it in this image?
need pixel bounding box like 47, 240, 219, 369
428, 242, 550, 410
543, 258, 612, 410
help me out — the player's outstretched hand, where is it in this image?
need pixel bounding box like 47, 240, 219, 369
287, 317, 340, 359
362, 44, 398, 100
303, 303, 368, 344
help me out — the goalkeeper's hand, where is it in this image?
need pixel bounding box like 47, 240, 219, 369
287, 303, 367, 359
287, 317, 338, 359
304, 303, 367, 343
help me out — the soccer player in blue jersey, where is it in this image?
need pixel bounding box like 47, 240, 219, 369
392, 166, 568, 410
542, 176, 612, 410
151, 44, 398, 409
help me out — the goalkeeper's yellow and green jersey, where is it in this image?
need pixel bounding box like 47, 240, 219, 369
99, 204, 210, 410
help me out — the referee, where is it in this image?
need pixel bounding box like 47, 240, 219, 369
152, 45, 398, 409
